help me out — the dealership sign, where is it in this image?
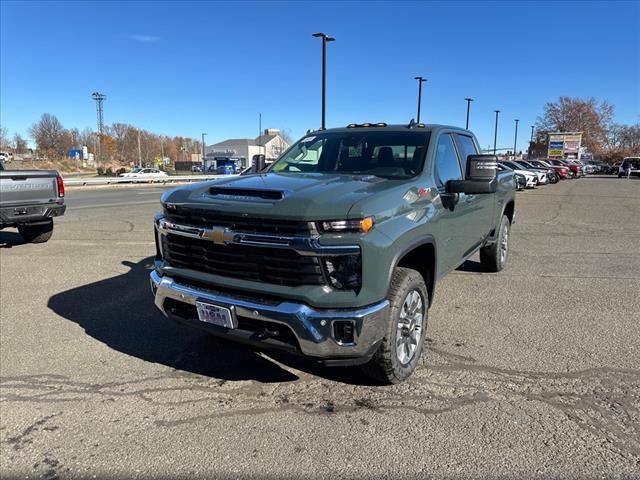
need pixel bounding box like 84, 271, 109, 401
547, 133, 582, 158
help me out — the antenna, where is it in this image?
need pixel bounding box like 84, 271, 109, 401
407, 118, 416, 128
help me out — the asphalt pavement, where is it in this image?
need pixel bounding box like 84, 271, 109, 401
1, 177, 639, 479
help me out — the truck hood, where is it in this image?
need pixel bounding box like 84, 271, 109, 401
161, 172, 407, 220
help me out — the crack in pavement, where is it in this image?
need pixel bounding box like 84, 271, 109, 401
2, 365, 638, 463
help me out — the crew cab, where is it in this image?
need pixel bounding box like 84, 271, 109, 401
0, 162, 65, 243
150, 123, 516, 383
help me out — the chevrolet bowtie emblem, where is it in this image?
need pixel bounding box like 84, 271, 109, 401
200, 226, 235, 245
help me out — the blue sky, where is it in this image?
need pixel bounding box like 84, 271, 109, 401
1, 0, 639, 152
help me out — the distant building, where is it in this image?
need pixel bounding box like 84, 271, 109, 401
204, 129, 290, 170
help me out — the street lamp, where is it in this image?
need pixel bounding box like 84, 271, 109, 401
513, 119, 519, 160
312, 32, 335, 130
493, 110, 501, 155
201, 133, 207, 165
464, 98, 473, 130
529, 125, 535, 159
414, 76, 427, 123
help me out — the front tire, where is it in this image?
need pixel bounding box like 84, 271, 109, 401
480, 214, 511, 272
362, 267, 428, 384
18, 219, 54, 243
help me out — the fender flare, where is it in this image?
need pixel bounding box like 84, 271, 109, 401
386, 235, 437, 306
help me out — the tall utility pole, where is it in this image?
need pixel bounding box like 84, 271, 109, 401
312, 32, 335, 130
137, 130, 142, 168
259, 113, 262, 157
464, 98, 473, 129
529, 125, 535, 159
201, 133, 207, 165
414, 76, 427, 123
493, 110, 501, 155
513, 119, 520, 160
91, 92, 106, 163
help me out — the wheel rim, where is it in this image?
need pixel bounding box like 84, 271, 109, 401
500, 222, 509, 264
395, 290, 424, 365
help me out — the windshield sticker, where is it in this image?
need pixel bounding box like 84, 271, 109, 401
299, 136, 316, 144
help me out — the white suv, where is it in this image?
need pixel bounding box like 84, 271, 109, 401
618, 157, 640, 178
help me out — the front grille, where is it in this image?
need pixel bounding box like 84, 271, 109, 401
162, 233, 326, 286
165, 208, 315, 236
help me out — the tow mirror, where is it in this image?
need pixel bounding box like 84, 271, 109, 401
252, 154, 266, 172
447, 154, 498, 194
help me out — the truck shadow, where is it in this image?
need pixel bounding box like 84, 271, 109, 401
0, 231, 26, 248
47, 257, 372, 385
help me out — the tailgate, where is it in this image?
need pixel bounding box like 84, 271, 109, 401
0, 170, 59, 206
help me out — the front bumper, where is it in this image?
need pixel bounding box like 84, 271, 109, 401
0, 203, 65, 226
150, 271, 390, 365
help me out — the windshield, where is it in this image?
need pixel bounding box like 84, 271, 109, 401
130, 168, 143, 173
501, 161, 521, 170
269, 131, 431, 178
622, 158, 640, 168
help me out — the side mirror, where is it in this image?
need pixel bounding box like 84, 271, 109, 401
447, 154, 498, 194
252, 154, 266, 172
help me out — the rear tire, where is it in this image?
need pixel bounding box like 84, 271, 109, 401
18, 219, 54, 243
480, 215, 511, 272
362, 267, 428, 384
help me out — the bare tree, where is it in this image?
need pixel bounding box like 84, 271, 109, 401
28, 113, 67, 158
536, 96, 614, 155
0, 126, 9, 150
13, 133, 28, 153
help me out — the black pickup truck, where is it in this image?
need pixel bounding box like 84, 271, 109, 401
0, 162, 66, 243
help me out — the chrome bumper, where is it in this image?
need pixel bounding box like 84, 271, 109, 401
150, 271, 390, 360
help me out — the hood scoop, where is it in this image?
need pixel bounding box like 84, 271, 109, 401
208, 187, 284, 200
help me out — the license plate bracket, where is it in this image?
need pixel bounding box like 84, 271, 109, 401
195, 301, 236, 329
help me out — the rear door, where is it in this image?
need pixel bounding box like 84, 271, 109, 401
0, 170, 58, 207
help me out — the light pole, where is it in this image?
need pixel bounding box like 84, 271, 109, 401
513, 119, 519, 160
493, 110, 501, 155
414, 76, 427, 123
201, 133, 207, 165
312, 32, 335, 130
464, 98, 473, 130
529, 125, 535, 159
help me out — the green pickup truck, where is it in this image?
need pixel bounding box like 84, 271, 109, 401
150, 123, 515, 383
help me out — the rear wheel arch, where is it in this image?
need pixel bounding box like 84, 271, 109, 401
503, 200, 515, 225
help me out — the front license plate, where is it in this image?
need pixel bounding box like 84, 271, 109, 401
195, 302, 235, 329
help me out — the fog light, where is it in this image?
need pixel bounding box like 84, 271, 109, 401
333, 320, 355, 344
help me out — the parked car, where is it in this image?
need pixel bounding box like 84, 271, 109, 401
0, 152, 13, 163
501, 160, 548, 185
499, 161, 539, 187
513, 172, 526, 191
529, 159, 570, 180
618, 157, 640, 177
191, 164, 203, 173
547, 159, 581, 178
150, 123, 516, 384
0, 161, 65, 243
514, 160, 559, 184
119, 168, 169, 179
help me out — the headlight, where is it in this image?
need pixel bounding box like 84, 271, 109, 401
323, 255, 362, 291
320, 217, 375, 234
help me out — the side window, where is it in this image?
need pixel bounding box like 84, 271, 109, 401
454, 134, 478, 173
433, 134, 463, 190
